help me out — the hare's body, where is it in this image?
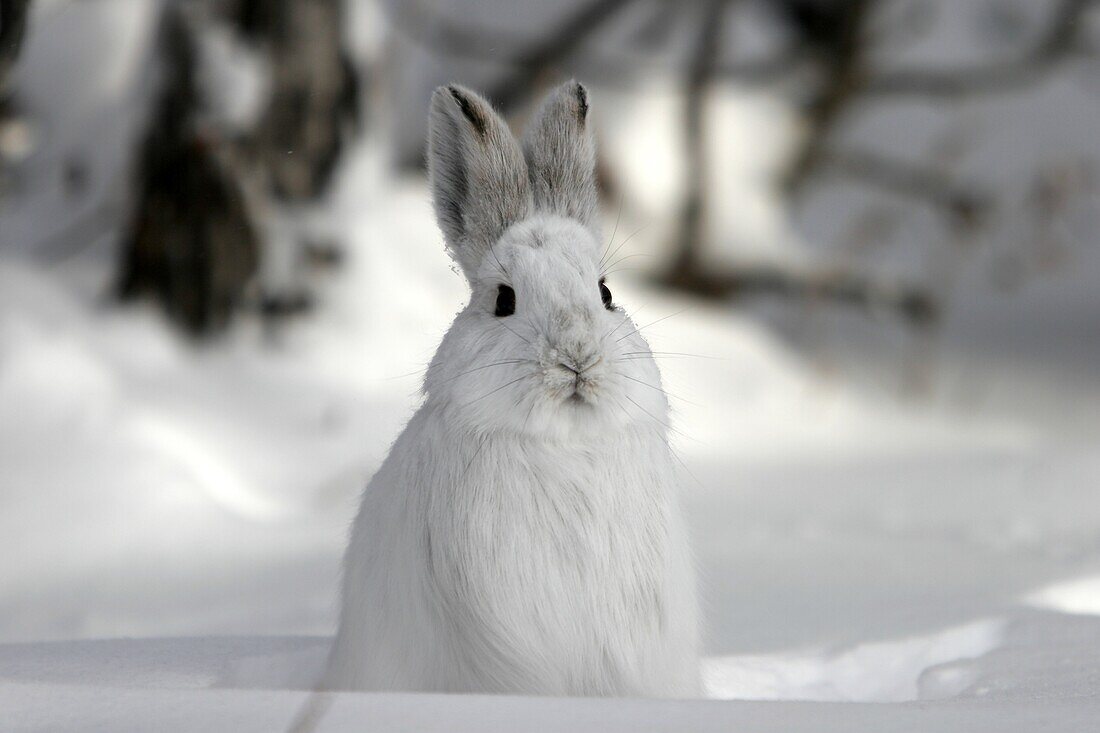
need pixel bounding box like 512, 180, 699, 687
329, 81, 699, 695
329, 403, 698, 695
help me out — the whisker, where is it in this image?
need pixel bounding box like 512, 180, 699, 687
607, 392, 637, 426
617, 372, 667, 395
600, 223, 647, 269
458, 435, 489, 482
659, 427, 705, 489
518, 394, 539, 435
601, 266, 645, 278
621, 351, 720, 360
601, 303, 647, 343
437, 360, 533, 386
488, 240, 510, 280
600, 194, 625, 266
616, 307, 693, 344
615, 355, 706, 364
491, 315, 535, 346
609, 395, 703, 487
601, 253, 651, 277
616, 372, 701, 407
621, 393, 697, 444
601, 313, 633, 343
462, 374, 533, 407
383, 366, 428, 381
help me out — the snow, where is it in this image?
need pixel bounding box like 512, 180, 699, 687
704, 618, 1007, 702
3, 1, 1100, 730
3, 137, 1099, 728
3, 630, 1099, 732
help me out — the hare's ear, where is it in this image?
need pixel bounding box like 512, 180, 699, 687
428, 85, 532, 281
522, 80, 599, 234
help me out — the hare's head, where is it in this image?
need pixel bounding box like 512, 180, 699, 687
424, 82, 666, 442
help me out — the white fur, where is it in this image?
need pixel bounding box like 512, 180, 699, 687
326, 82, 699, 696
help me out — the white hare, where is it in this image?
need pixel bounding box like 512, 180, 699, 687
326, 81, 699, 696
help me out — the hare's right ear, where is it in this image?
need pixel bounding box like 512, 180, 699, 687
522, 81, 599, 235
428, 85, 532, 281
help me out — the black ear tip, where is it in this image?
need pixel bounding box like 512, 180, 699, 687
431, 85, 460, 115
572, 81, 589, 122
445, 84, 488, 138
446, 85, 471, 112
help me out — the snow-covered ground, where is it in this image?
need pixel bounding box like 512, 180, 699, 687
3, 1, 1100, 730
3, 138, 1100, 729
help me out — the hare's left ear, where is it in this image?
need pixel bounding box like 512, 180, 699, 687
428, 85, 532, 282
522, 81, 600, 234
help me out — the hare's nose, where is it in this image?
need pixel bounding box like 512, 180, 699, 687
548, 310, 601, 373
559, 353, 602, 375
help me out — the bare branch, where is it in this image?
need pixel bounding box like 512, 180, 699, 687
866, 0, 1099, 98
714, 51, 802, 83
389, 0, 800, 97
816, 148, 989, 227
387, 0, 640, 112
486, 0, 644, 110
659, 264, 938, 327
387, 0, 532, 66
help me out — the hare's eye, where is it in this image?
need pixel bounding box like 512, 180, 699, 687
495, 284, 516, 317
599, 279, 613, 310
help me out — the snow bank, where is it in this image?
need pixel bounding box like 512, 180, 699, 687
3, 618, 1099, 732
3, 2, 1100, 728
4, 144, 1100, 726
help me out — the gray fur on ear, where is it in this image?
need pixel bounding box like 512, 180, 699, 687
522, 81, 600, 234
428, 85, 532, 281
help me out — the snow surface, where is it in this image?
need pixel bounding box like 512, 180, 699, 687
3, 138, 1099, 728
3, 1, 1100, 730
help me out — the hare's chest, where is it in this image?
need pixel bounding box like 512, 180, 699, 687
427, 440, 671, 638
445, 441, 665, 557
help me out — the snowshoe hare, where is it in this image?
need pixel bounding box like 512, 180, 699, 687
327, 81, 699, 696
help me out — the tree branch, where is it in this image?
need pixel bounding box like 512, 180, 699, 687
659, 264, 938, 327
387, 0, 640, 112
389, 0, 799, 95
387, 0, 532, 66
714, 51, 802, 83
816, 148, 989, 227
866, 0, 1098, 98
484, 0, 641, 110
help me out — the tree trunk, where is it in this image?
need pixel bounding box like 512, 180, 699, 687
664, 0, 728, 286
231, 0, 359, 202
117, 4, 259, 336
0, 0, 31, 97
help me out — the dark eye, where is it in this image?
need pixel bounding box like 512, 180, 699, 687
599, 279, 613, 310
495, 284, 516, 317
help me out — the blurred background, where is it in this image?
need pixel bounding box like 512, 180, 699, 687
2, 0, 1100, 702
